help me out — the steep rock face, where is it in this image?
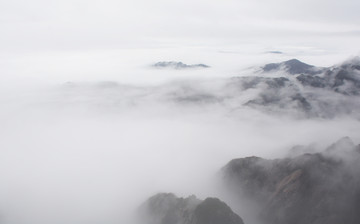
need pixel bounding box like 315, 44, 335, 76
138, 193, 244, 224
192, 198, 244, 224
222, 137, 360, 224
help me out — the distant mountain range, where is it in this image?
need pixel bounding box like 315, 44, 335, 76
152, 61, 210, 69
163, 57, 360, 118
59, 57, 360, 119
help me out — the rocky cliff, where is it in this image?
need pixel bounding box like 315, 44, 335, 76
222, 137, 360, 224
138, 193, 244, 224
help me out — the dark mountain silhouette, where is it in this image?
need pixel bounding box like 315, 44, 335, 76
138, 193, 244, 224
222, 137, 360, 224
262, 59, 324, 75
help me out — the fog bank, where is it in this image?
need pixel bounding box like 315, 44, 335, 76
0, 80, 359, 223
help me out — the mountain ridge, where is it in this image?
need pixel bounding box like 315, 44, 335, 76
222, 137, 360, 224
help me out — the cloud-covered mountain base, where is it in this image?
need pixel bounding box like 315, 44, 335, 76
44, 57, 360, 119
0, 57, 359, 224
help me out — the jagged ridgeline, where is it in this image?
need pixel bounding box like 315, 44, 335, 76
260, 57, 360, 95
222, 137, 360, 224
240, 57, 360, 117
60, 57, 360, 119
138, 193, 244, 224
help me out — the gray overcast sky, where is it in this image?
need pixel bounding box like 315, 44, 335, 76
1, 0, 359, 51
1, 2, 360, 224
1, 0, 360, 86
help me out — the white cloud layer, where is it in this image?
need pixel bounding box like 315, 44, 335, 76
0, 1, 360, 224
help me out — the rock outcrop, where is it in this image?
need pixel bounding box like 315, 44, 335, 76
222, 137, 360, 224
138, 193, 244, 224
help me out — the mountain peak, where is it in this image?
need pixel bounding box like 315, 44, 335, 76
283, 58, 308, 66
262, 59, 322, 75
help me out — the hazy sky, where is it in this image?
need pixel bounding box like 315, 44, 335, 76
0, 2, 360, 223
1, 0, 359, 86
1, 0, 359, 52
